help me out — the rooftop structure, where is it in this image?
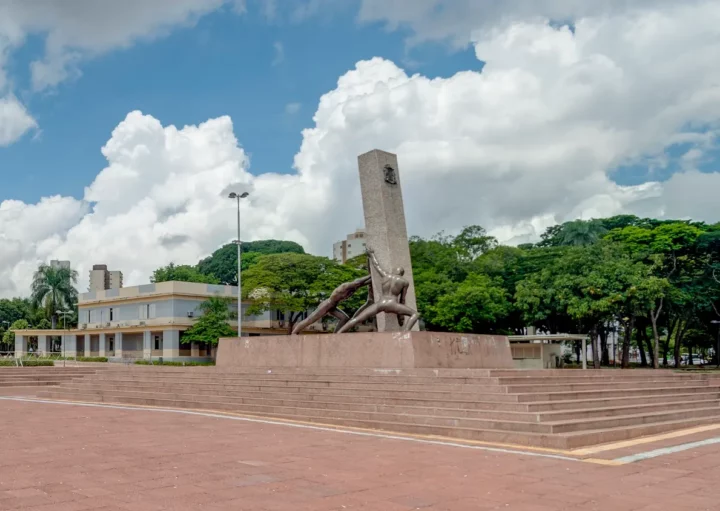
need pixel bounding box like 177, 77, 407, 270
332, 228, 367, 263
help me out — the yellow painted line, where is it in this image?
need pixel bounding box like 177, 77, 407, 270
571, 424, 720, 456
583, 458, 625, 466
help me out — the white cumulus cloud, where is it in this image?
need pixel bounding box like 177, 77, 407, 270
1, 1, 720, 298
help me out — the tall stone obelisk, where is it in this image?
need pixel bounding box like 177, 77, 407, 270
357, 149, 419, 332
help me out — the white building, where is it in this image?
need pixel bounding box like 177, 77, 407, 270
50, 260, 71, 270
89, 264, 124, 291
13, 281, 320, 362
332, 229, 367, 263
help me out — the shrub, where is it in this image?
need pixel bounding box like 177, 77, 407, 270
134, 360, 215, 367
0, 359, 55, 367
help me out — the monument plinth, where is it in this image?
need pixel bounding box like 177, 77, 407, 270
216, 332, 513, 369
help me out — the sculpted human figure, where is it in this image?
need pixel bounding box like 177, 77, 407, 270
336, 246, 419, 333
291, 274, 371, 335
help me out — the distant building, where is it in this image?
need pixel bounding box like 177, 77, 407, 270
89, 264, 124, 291
50, 260, 71, 270
332, 229, 367, 263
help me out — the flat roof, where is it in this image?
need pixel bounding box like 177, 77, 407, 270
79, 281, 238, 306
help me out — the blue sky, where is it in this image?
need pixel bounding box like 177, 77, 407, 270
0, 3, 479, 204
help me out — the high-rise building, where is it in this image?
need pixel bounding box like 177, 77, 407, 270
332, 229, 367, 263
50, 260, 71, 270
89, 264, 124, 291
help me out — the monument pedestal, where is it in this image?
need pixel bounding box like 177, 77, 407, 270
216, 332, 513, 369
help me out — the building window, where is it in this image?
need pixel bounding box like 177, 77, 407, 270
109, 308, 114, 321
109, 339, 114, 352
154, 336, 162, 351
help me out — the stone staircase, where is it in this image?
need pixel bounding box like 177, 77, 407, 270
35, 367, 720, 449
0, 366, 104, 391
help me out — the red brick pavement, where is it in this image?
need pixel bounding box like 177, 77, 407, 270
1, 399, 719, 510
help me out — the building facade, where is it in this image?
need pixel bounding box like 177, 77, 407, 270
89, 264, 124, 291
332, 228, 367, 263
13, 281, 322, 362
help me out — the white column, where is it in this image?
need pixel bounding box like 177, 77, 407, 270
143, 331, 152, 359
14, 334, 27, 358
582, 338, 587, 370
37, 335, 49, 356
115, 332, 123, 358
64, 335, 77, 358
84, 334, 91, 357
98, 333, 106, 357
162, 330, 180, 360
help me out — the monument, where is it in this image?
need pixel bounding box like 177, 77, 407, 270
357, 150, 419, 332
216, 150, 513, 369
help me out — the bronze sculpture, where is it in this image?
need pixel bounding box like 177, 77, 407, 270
336, 246, 419, 333
291, 274, 371, 335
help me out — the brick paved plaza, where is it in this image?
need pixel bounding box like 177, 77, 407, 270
1, 399, 719, 510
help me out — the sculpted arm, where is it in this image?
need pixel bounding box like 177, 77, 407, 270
366, 247, 389, 278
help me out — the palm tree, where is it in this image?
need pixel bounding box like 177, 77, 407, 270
558, 219, 607, 247
31, 264, 79, 329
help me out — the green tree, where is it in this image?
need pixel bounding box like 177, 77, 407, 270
197, 240, 305, 285
30, 264, 79, 329
242, 253, 365, 333
0, 298, 32, 326
181, 297, 236, 349
2, 319, 29, 351
151, 263, 220, 284
429, 274, 511, 333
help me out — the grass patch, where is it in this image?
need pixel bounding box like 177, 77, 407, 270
0, 359, 55, 367
134, 360, 215, 367
52, 356, 108, 363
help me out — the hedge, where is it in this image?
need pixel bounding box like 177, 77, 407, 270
0, 359, 55, 367
134, 360, 215, 367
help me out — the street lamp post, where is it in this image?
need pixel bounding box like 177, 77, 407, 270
712, 320, 720, 369
57, 310, 72, 368
228, 191, 249, 337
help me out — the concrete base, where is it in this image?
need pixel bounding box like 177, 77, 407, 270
216, 331, 514, 369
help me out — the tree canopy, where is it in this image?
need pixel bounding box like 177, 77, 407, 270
151, 263, 220, 284
151, 239, 307, 286
181, 297, 236, 347
410, 218, 720, 369
241, 253, 365, 333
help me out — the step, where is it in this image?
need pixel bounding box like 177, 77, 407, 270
41, 390, 720, 449
496, 375, 704, 385
0, 381, 65, 388
41, 387, 720, 436
53, 381, 522, 403
39, 387, 540, 422
561, 414, 720, 449
538, 399, 720, 421
525, 391, 720, 412
506, 380, 713, 393
75, 376, 508, 393
517, 385, 720, 402
41, 386, 535, 412
88, 372, 506, 385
